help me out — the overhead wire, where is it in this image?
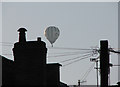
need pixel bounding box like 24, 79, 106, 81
1, 42, 99, 57
0, 42, 13, 46
60, 53, 93, 63
48, 50, 93, 55
60, 50, 99, 64
1, 42, 100, 65
1, 44, 13, 46
0, 42, 14, 57
81, 62, 95, 81
111, 48, 120, 50
0, 42, 13, 44
47, 46, 95, 51
62, 54, 92, 67
0, 42, 99, 52
2, 54, 12, 55
47, 51, 93, 58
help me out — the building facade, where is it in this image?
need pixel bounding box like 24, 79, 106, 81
2, 28, 62, 87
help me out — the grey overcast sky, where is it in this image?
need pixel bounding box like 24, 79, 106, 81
1, 2, 118, 85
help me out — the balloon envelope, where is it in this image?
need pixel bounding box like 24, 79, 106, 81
44, 26, 60, 46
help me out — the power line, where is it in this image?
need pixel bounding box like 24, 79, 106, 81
1, 42, 99, 52
0, 42, 13, 46
0, 42, 14, 44
47, 51, 93, 58
48, 46, 95, 51
60, 53, 92, 63
0, 44, 13, 46
113, 65, 120, 66
48, 50, 93, 55
110, 64, 120, 67
2, 54, 12, 55
62, 55, 92, 67
81, 63, 95, 81
108, 48, 120, 54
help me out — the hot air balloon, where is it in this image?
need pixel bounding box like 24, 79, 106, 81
44, 26, 60, 47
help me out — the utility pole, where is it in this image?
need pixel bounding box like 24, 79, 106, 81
78, 80, 86, 87
96, 60, 99, 87
90, 58, 99, 87
100, 40, 109, 87
78, 80, 80, 87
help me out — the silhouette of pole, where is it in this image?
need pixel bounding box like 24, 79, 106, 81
100, 40, 109, 87
90, 58, 99, 87
96, 60, 99, 87
78, 80, 80, 87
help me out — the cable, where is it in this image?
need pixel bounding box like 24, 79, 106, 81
111, 48, 120, 50
81, 63, 95, 81
0, 42, 13, 46
0, 42, 13, 44
81, 63, 94, 80
62, 55, 92, 67
112, 65, 120, 66
47, 51, 93, 58
47, 46, 94, 51
60, 53, 92, 63
0, 44, 13, 46
48, 50, 93, 55
2, 54, 12, 55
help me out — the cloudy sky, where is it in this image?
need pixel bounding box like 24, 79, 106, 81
1, 1, 119, 85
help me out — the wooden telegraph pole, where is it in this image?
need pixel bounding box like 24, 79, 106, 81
100, 40, 109, 87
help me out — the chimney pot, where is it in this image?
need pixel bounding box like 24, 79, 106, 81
18, 28, 27, 32
18, 28, 27, 42
37, 37, 41, 41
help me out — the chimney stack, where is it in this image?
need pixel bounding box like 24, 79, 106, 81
18, 28, 27, 42
37, 37, 41, 42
